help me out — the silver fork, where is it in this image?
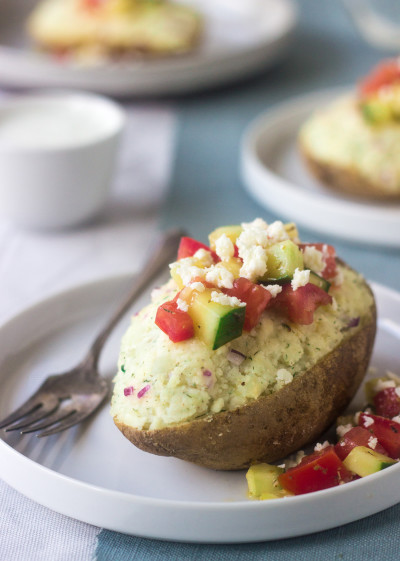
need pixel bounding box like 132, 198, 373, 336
0, 228, 184, 438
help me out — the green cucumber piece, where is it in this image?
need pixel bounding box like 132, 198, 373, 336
246, 463, 289, 499
361, 99, 392, 125
261, 240, 303, 283
188, 289, 245, 350
343, 446, 396, 477
309, 271, 331, 292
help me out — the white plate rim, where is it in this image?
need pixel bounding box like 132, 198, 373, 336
0, 0, 297, 96
240, 87, 400, 247
1, 273, 400, 543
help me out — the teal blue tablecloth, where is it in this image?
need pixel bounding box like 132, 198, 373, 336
96, 0, 400, 558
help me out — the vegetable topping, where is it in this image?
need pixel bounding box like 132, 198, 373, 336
247, 371, 400, 500
155, 219, 339, 348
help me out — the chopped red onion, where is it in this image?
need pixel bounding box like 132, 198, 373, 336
227, 349, 246, 365
138, 384, 151, 398
347, 317, 360, 328
124, 386, 134, 396
203, 369, 212, 377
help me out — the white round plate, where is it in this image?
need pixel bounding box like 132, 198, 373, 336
1, 274, 400, 543
241, 89, 400, 247
0, 0, 296, 96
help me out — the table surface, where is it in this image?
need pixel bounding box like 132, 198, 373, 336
1, 0, 400, 560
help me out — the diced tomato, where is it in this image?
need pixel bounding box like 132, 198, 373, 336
155, 300, 194, 343
374, 388, 400, 418
278, 446, 353, 495
334, 426, 389, 461
359, 59, 400, 98
299, 243, 337, 280
271, 282, 332, 325
359, 413, 400, 459
224, 277, 271, 331
80, 0, 103, 9
177, 237, 218, 262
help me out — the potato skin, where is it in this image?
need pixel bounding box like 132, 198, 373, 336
301, 145, 400, 200
114, 286, 376, 470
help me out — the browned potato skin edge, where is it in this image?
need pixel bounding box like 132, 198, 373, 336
114, 274, 377, 471
300, 144, 400, 200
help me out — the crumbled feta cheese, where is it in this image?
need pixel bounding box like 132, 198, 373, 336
368, 436, 378, 450
189, 281, 205, 292
176, 298, 189, 312
193, 249, 214, 267
239, 246, 268, 281
314, 441, 330, 452
374, 379, 396, 392
302, 246, 325, 275
205, 264, 234, 289
363, 415, 374, 428
336, 423, 353, 437
392, 416, 400, 424
170, 257, 206, 286
276, 368, 293, 386
266, 221, 289, 243
285, 450, 305, 469
263, 284, 282, 298
291, 268, 310, 291
210, 291, 245, 308
395, 387, 400, 398
332, 268, 344, 287
215, 234, 235, 262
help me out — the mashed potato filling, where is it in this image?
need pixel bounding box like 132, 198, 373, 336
111, 265, 374, 430
299, 96, 400, 195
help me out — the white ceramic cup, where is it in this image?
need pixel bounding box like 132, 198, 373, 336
0, 91, 125, 229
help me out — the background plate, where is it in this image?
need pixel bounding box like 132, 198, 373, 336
0, 0, 297, 96
241, 89, 400, 247
1, 274, 400, 543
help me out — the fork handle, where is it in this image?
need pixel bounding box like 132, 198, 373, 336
84, 228, 186, 371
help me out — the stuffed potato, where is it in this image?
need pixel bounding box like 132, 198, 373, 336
111, 219, 376, 470
299, 59, 400, 199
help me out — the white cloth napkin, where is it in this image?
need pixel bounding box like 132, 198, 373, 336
0, 101, 176, 560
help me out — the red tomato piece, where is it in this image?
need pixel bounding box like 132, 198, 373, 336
359, 413, 400, 459
272, 282, 332, 325
80, 0, 103, 9
299, 243, 337, 280
278, 446, 353, 495
224, 278, 271, 331
334, 426, 389, 461
155, 300, 194, 343
177, 237, 218, 262
374, 388, 400, 418
359, 59, 400, 97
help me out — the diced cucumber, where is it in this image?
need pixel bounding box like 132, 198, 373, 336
208, 225, 243, 251
361, 99, 392, 125
188, 289, 245, 350
246, 463, 290, 499
309, 271, 331, 292
343, 446, 396, 477
261, 240, 304, 282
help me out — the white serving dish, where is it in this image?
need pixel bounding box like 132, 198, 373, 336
0, 92, 125, 229
0, 0, 297, 96
0, 274, 399, 542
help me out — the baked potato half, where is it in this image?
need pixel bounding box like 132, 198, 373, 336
111, 221, 376, 470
